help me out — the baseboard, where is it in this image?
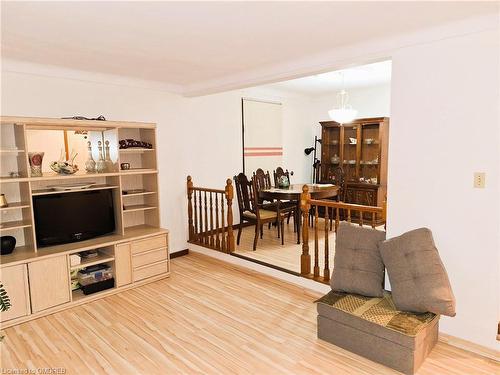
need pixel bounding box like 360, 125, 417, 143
438, 333, 500, 362
170, 249, 189, 259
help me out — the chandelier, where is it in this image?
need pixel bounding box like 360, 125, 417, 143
328, 73, 357, 124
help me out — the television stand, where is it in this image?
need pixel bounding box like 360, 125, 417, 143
0, 116, 169, 328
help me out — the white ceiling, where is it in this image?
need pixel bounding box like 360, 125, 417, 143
263, 60, 392, 96
1, 2, 498, 95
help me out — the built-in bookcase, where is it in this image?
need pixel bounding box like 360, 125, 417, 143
0, 116, 161, 260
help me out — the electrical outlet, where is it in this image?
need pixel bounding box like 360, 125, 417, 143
473, 172, 486, 188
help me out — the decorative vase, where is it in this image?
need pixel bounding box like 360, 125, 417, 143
96, 141, 106, 173
104, 140, 114, 172
0, 194, 8, 208
85, 141, 96, 173
0, 235, 16, 255
28, 152, 44, 177
278, 176, 289, 188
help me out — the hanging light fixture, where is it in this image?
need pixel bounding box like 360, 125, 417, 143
328, 73, 357, 124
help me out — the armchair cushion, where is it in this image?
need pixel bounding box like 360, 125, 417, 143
379, 228, 456, 317
331, 223, 386, 297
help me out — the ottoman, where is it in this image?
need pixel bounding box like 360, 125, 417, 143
316, 290, 439, 374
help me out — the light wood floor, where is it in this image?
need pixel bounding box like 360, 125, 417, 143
234, 218, 336, 273
1, 253, 498, 374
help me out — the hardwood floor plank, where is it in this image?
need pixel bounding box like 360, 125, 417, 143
1, 253, 498, 374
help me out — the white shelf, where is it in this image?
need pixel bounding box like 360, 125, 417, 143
119, 148, 155, 153
0, 220, 32, 231
0, 202, 31, 211
32, 184, 120, 196
122, 190, 156, 197
70, 254, 115, 270
0, 149, 25, 154
123, 205, 157, 213
119, 168, 157, 175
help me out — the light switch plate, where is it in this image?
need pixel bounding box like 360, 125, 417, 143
473, 172, 486, 188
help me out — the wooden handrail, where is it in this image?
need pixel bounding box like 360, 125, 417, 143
187, 176, 235, 253
300, 184, 386, 283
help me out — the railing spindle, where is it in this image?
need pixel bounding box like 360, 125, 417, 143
221, 193, 226, 251
360, 209, 364, 227
209, 192, 214, 247
187, 176, 194, 241
324, 204, 330, 282
335, 207, 340, 232
300, 185, 311, 276
225, 179, 235, 253
347, 209, 351, 223
204, 191, 208, 245
215, 192, 220, 250
313, 205, 319, 278
198, 189, 203, 242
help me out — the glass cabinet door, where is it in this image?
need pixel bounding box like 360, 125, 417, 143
321, 126, 340, 181
359, 123, 380, 184
342, 125, 358, 182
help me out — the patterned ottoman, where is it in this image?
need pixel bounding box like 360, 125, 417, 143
316, 290, 439, 374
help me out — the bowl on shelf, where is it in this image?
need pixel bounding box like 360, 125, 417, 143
349, 137, 357, 145
0, 235, 16, 255
50, 161, 79, 175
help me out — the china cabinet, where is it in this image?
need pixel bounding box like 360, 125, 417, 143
319, 117, 389, 222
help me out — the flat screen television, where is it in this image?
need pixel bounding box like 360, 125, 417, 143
33, 189, 116, 247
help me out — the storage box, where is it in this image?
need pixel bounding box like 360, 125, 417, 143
316, 291, 439, 374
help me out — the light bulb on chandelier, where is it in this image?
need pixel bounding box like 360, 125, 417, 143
328, 73, 357, 124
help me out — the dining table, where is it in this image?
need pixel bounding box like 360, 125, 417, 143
259, 183, 339, 244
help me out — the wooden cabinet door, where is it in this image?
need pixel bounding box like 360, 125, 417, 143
0, 264, 31, 322
115, 243, 132, 287
28, 255, 70, 313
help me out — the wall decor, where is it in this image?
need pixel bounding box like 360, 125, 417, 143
50, 149, 79, 174
85, 141, 96, 173
0, 194, 8, 208
0, 236, 16, 255
28, 152, 44, 177
119, 139, 153, 149
96, 141, 106, 173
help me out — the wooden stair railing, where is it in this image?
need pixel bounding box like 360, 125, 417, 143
300, 184, 386, 284
187, 176, 235, 253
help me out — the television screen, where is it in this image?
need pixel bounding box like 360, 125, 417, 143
33, 189, 116, 247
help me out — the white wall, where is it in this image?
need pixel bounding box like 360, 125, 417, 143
389, 29, 499, 350
2, 25, 499, 351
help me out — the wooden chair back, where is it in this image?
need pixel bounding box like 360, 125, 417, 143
253, 168, 272, 192
273, 167, 291, 187
234, 172, 258, 218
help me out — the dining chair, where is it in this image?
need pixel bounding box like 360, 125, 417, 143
253, 168, 273, 203
234, 173, 287, 250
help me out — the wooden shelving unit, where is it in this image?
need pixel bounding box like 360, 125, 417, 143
0, 116, 163, 255
0, 116, 169, 329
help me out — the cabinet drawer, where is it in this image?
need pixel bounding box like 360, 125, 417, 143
132, 247, 168, 268
133, 260, 169, 282
131, 235, 167, 254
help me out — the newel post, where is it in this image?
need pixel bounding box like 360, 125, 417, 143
187, 176, 194, 241
225, 179, 235, 253
300, 184, 311, 276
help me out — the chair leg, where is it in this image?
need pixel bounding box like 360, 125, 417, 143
253, 224, 259, 250
281, 218, 285, 245
287, 211, 291, 224
277, 219, 280, 238
260, 224, 263, 239
237, 222, 242, 245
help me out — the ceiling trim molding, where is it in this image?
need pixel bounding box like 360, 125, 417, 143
1, 58, 183, 95
2, 13, 497, 98
182, 13, 499, 97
